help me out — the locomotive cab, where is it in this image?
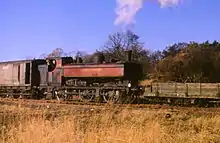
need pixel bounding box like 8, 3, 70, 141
46, 57, 75, 72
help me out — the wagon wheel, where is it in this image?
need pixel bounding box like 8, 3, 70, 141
6, 90, 14, 98
79, 90, 95, 102
123, 92, 136, 104
103, 90, 120, 104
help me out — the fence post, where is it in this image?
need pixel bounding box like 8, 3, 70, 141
174, 82, 177, 93
217, 84, 219, 93
217, 84, 220, 97
150, 82, 153, 92
199, 83, 202, 96
156, 83, 159, 96
185, 83, 188, 97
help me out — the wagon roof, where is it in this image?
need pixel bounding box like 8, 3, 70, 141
0, 58, 42, 64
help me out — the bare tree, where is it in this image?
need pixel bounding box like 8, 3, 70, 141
38, 48, 92, 64
102, 30, 149, 62
47, 48, 64, 58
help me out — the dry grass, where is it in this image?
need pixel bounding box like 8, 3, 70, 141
0, 104, 220, 143
140, 79, 154, 86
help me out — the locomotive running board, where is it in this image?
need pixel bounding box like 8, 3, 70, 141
58, 86, 129, 90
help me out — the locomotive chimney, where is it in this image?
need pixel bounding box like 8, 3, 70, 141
76, 57, 83, 63
125, 50, 132, 62
94, 53, 105, 64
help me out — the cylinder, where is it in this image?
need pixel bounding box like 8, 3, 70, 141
125, 50, 132, 62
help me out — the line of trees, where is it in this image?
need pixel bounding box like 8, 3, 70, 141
42, 30, 220, 83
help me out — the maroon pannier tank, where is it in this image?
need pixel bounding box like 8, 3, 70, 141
63, 64, 124, 77
45, 51, 144, 103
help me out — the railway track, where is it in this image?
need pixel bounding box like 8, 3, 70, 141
1, 97, 220, 114
0, 98, 104, 110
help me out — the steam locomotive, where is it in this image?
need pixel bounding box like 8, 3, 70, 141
0, 50, 145, 103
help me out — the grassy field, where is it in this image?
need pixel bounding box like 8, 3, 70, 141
0, 102, 220, 143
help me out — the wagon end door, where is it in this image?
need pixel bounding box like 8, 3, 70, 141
48, 68, 62, 86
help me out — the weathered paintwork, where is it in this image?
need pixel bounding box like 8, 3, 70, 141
55, 59, 62, 68
0, 60, 32, 86
63, 64, 124, 77
53, 59, 62, 83
47, 58, 68, 85
48, 68, 62, 84
38, 64, 48, 85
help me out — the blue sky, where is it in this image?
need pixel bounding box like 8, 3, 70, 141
0, 0, 219, 61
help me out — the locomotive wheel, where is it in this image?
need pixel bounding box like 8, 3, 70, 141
103, 90, 120, 103
54, 89, 70, 102
79, 90, 95, 102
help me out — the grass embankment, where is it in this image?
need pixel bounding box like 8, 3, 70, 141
0, 103, 220, 143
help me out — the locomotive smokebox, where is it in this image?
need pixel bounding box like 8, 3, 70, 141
125, 50, 132, 62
